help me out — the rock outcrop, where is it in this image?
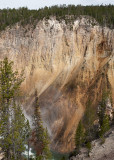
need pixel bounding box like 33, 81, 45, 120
0, 17, 113, 153
70, 127, 114, 160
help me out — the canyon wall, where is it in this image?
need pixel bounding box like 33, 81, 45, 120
0, 17, 113, 153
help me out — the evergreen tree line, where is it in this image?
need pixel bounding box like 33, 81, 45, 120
72, 91, 113, 158
0, 58, 51, 160
0, 4, 114, 31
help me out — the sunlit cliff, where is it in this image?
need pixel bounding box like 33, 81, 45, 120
0, 16, 113, 153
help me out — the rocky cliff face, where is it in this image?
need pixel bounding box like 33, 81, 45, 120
0, 17, 113, 153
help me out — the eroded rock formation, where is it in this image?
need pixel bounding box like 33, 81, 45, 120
0, 17, 113, 153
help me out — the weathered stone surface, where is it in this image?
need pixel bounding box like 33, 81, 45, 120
0, 17, 113, 153
70, 127, 114, 160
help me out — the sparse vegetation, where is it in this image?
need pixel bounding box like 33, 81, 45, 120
74, 89, 113, 158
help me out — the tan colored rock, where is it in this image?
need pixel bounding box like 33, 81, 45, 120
0, 17, 113, 153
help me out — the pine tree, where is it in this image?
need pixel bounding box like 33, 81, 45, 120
86, 141, 92, 156
11, 103, 30, 159
98, 91, 110, 137
100, 115, 110, 137
61, 156, 65, 160
83, 100, 96, 142
0, 57, 30, 160
112, 110, 114, 125
25, 119, 31, 160
32, 91, 51, 160
42, 128, 52, 160
75, 120, 84, 152
98, 97, 106, 127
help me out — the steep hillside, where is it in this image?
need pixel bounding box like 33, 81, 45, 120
70, 127, 114, 160
0, 16, 113, 153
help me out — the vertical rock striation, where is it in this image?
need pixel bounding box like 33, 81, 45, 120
0, 17, 113, 153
